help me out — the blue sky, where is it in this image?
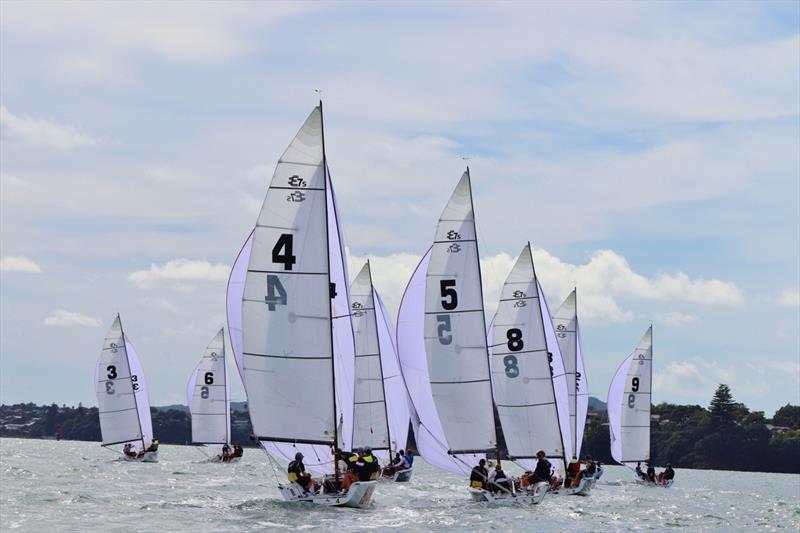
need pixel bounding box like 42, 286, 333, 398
1, 1, 798, 415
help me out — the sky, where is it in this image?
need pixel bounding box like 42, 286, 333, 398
1, 1, 798, 416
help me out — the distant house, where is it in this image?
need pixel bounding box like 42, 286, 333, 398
766, 424, 791, 434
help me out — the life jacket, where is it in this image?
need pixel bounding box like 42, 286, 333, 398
287, 460, 303, 482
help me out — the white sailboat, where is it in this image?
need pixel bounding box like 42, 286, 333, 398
350, 261, 413, 482
95, 315, 157, 462
237, 103, 373, 507
400, 170, 548, 504
548, 288, 593, 495
607, 326, 667, 485
487, 244, 582, 497
186, 328, 238, 462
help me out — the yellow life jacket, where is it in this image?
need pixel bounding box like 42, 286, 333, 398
471, 480, 485, 489
288, 472, 298, 482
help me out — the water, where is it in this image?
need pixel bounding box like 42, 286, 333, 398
1, 438, 798, 532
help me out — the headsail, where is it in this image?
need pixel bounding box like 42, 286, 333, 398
350, 262, 391, 453
96, 315, 152, 448
490, 245, 565, 460
187, 328, 230, 446
607, 326, 652, 468
397, 248, 482, 476
552, 289, 588, 459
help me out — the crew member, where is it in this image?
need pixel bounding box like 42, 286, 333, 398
288, 452, 315, 494
470, 459, 489, 489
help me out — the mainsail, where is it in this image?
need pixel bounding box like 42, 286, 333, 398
424, 169, 497, 455
607, 326, 653, 468
490, 244, 565, 461
96, 315, 153, 448
238, 104, 355, 474
350, 262, 391, 453
552, 289, 589, 459
186, 328, 230, 446
397, 247, 481, 475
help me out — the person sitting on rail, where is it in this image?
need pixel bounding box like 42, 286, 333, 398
469, 458, 489, 490
287, 452, 315, 494
565, 456, 581, 488
489, 462, 510, 494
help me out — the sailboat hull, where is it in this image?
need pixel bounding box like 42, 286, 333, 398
468, 481, 548, 504
123, 451, 158, 463
378, 468, 413, 483
551, 476, 594, 496
278, 480, 376, 508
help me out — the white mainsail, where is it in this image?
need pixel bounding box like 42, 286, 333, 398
490, 244, 565, 461
424, 169, 497, 454
552, 289, 589, 459
186, 328, 230, 446
607, 326, 653, 468
96, 315, 153, 448
350, 262, 391, 453
397, 247, 482, 475
238, 104, 355, 475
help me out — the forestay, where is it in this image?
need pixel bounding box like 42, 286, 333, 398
552, 289, 589, 459
490, 245, 564, 460
607, 326, 653, 468
424, 170, 497, 455
187, 329, 230, 446
350, 262, 391, 453
397, 248, 482, 476
242, 106, 335, 447
96, 316, 152, 448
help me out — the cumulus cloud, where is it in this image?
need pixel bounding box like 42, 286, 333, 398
128, 259, 229, 290
0, 105, 97, 149
43, 309, 101, 327
348, 246, 741, 324
0, 255, 42, 273
777, 288, 800, 308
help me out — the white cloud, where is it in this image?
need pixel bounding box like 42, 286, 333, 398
0, 105, 98, 149
43, 309, 101, 327
128, 259, 230, 290
348, 246, 741, 325
777, 288, 800, 308
136, 297, 180, 314
0, 255, 42, 273
654, 311, 697, 327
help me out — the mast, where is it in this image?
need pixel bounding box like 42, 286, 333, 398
465, 167, 501, 456
368, 260, 393, 455
530, 244, 567, 467
319, 99, 339, 479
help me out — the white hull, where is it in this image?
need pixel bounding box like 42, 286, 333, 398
550, 476, 594, 496
209, 455, 242, 464
379, 468, 413, 483
123, 451, 158, 463
278, 481, 376, 508
468, 481, 548, 504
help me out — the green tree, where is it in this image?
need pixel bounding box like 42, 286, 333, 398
709, 384, 737, 426
772, 404, 800, 429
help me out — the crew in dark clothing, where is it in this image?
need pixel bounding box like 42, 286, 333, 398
232, 444, 243, 458
585, 460, 597, 477
646, 462, 656, 483
658, 464, 675, 484
361, 447, 380, 481
470, 459, 489, 489
288, 452, 314, 493
146, 439, 159, 453
531, 450, 553, 484
489, 462, 510, 493
635, 462, 647, 480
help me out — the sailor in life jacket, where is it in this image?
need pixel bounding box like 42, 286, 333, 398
359, 447, 381, 481
470, 458, 489, 489
287, 452, 314, 493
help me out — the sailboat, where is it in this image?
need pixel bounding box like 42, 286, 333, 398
186, 328, 239, 463
400, 170, 548, 504
350, 261, 413, 482
487, 244, 576, 498
95, 315, 157, 462
607, 326, 668, 485
547, 288, 593, 495
237, 103, 374, 507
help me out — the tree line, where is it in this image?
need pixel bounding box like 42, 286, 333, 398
2, 384, 798, 473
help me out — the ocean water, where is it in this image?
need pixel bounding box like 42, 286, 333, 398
1, 438, 798, 532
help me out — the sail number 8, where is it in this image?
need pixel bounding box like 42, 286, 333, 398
503, 329, 524, 378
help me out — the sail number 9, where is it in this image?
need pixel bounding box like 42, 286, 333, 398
631, 377, 639, 392
436, 315, 452, 345
627, 377, 639, 408
628, 393, 636, 408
